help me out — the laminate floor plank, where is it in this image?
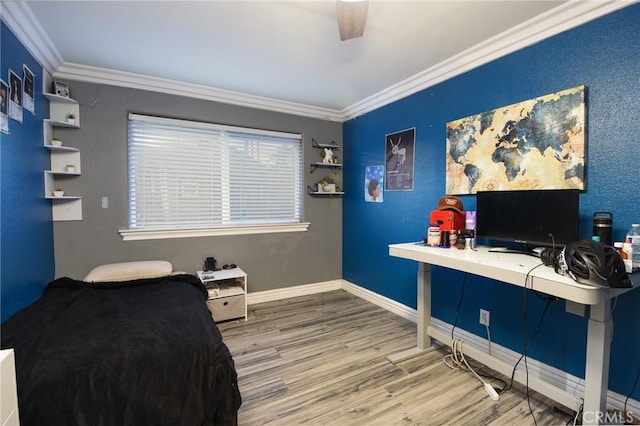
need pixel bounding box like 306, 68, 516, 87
218, 290, 573, 425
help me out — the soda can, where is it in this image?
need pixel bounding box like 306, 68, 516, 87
441, 230, 450, 247
449, 230, 457, 248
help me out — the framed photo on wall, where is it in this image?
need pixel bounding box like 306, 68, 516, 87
1, 80, 8, 134
23, 65, 34, 114
8, 69, 23, 123
365, 165, 384, 203
52, 81, 69, 97
384, 127, 415, 191
445, 85, 585, 194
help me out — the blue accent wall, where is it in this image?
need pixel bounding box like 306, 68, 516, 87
1, 21, 54, 322
343, 5, 640, 399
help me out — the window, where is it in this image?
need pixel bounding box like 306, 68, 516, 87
121, 113, 307, 241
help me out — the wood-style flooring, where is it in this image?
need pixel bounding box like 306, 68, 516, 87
218, 290, 575, 425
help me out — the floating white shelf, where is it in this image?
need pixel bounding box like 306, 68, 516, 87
44, 88, 82, 221
44, 119, 80, 129
307, 185, 344, 196
44, 144, 80, 152
45, 195, 82, 200
43, 93, 79, 104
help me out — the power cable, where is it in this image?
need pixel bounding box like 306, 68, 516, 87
499, 264, 550, 395
445, 271, 507, 398
523, 264, 539, 426
624, 366, 640, 424
451, 271, 467, 341
499, 261, 557, 426
444, 338, 500, 400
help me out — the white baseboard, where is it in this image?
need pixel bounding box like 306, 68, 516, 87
341, 281, 418, 323
247, 279, 638, 416
246, 279, 342, 305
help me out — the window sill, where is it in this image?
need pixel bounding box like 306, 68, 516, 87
119, 223, 310, 241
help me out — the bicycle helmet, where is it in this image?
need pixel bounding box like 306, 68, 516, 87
559, 239, 631, 288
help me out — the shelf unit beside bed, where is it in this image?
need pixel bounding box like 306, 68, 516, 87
197, 267, 247, 322
43, 89, 82, 221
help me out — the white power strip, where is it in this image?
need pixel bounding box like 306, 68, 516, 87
484, 383, 500, 401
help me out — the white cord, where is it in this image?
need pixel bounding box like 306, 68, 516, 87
573, 400, 584, 426
485, 324, 492, 356
443, 338, 499, 400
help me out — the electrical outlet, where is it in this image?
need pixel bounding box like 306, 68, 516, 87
479, 309, 490, 327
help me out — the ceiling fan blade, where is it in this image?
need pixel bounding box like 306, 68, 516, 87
336, 0, 369, 41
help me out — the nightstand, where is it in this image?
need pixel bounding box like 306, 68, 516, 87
196, 267, 247, 322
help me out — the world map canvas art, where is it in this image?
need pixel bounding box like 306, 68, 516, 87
445, 85, 585, 195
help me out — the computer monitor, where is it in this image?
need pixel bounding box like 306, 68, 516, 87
476, 189, 580, 249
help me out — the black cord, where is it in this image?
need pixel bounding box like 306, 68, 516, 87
624, 366, 640, 423
534, 290, 559, 302
551, 405, 577, 425
525, 357, 537, 426
451, 272, 467, 341
498, 300, 552, 393
522, 262, 559, 426
477, 367, 508, 390
523, 266, 538, 426
499, 264, 551, 396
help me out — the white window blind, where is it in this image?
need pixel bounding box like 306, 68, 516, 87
127, 113, 303, 231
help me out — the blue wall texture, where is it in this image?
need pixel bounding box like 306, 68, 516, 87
343, 5, 640, 399
1, 21, 54, 322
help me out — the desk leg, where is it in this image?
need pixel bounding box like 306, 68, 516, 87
582, 300, 612, 426
388, 262, 432, 363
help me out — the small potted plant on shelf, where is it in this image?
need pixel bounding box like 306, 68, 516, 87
66, 113, 75, 125
318, 176, 336, 193
65, 164, 76, 173
51, 138, 62, 147
53, 188, 64, 197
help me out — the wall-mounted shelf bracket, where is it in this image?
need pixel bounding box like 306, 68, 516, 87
312, 138, 340, 150
310, 162, 343, 174
307, 185, 344, 196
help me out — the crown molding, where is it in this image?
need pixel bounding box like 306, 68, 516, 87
3, 1, 635, 123
53, 63, 345, 122
339, 0, 637, 121
0, 1, 62, 73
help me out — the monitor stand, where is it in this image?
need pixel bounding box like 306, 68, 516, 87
488, 247, 531, 255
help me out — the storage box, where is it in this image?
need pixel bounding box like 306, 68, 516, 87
429, 209, 466, 231
206, 287, 245, 322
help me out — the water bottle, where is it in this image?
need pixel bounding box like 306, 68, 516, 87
626, 224, 640, 272
592, 212, 613, 246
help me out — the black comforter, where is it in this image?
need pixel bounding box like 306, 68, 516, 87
1, 274, 241, 426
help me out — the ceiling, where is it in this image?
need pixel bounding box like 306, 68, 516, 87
3, 1, 631, 120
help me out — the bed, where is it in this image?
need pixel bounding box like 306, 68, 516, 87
0, 261, 241, 426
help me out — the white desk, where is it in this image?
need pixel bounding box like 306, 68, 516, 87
388, 242, 639, 425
